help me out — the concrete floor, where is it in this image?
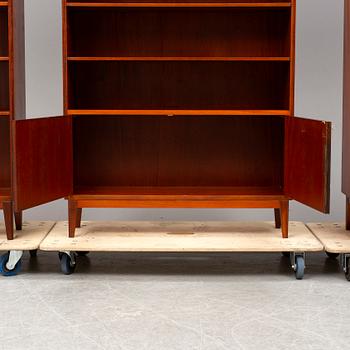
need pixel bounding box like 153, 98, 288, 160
0, 251, 349, 350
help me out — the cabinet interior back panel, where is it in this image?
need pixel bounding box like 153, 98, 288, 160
0, 118, 11, 188
0, 62, 9, 111
0, 8, 8, 57
67, 8, 291, 57
73, 116, 284, 189
68, 61, 290, 110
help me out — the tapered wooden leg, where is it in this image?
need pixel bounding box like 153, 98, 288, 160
280, 200, 289, 239
68, 200, 78, 238
274, 208, 281, 229
3, 201, 14, 240
76, 208, 82, 228
346, 197, 350, 230
14, 211, 22, 231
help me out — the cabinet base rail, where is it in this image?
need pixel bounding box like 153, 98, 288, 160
67, 197, 290, 239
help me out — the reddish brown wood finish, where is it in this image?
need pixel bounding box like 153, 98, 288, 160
0, 0, 25, 240
9, 0, 26, 120
67, 7, 291, 57
52, 0, 333, 238
14, 210, 21, 230
3, 200, 13, 240
274, 208, 281, 228
12, 117, 73, 211
7, 0, 331, 239
280, 199, 288, 238
0, 118, 11, 189
346, 197, 350, 230
343, 0, 350, 228
67, 1, 291, 4
73, 116, 284, 188
67, 196, 288, 237
68, 199, 79, 237
68, 61, 290, 111
285, 117, 331, 213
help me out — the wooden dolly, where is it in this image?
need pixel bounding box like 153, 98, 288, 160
307, 223, 350, 281
40, 221, 323, 279
0, 221, 55, 276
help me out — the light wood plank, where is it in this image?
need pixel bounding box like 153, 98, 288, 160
307, 222, 350, 253
40, 221, 323, 252
0, 221, 55, 250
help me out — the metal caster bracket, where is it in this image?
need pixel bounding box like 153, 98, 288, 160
59, 251, 76, 266
341, 253, 350, 274
6, 250, 23, 271
290, 252, 306, 271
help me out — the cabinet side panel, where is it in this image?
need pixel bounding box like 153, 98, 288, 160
9, 0, 25, 120
343, 0, 350, 196
0, 118, 11, 188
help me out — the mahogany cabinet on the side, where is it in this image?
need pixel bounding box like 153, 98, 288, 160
10, 0, 332, 240
0, 0, 25, 240
343, 0, 350, 228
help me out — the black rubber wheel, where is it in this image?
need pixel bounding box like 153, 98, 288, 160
345, 258, 350, 282
326, 251, 340, 259
77, 251, 89, 257
29, 250, 37, 258
282, 252, 290, 258
60, 253, 76, 275
295, 256, 305, 280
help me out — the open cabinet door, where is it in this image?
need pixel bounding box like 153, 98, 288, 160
12, 116, 72, 211
285, 116, 331, 213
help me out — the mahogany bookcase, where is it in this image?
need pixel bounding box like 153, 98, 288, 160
10, 0, 331, 239
344, 0, 350, 229
0, 0, 25, 240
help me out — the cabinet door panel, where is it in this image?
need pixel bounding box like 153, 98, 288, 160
285, 116, 331, 213
13, 116, 72, 210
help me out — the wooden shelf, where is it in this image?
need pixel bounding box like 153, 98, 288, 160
72, 187, 286, 207
74, 186, 284, 196
68, 109, 291, 116
66, 2, 292, 8
0, 57, 9, 61
0, 2, 8, 7
67, 56, 290, 62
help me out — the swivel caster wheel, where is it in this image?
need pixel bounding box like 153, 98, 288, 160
0, 251, 23, 277
325, 251, 339, 259
59, 252, 76, 275
345, 260, 350, 282
294, 255, 305, 280
77, 251, 89, 257
342, 254, 350, 281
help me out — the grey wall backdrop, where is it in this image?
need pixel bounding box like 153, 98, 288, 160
23, 0, 345, 222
